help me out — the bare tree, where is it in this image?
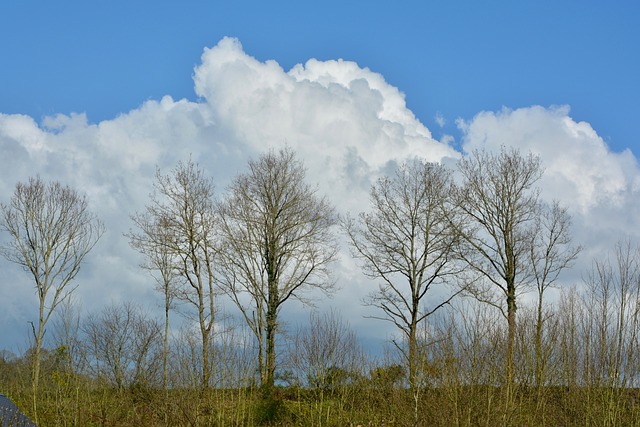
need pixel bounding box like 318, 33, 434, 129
454, 147, 542, 394
128, 210, 179, 394
287, 309, 365, 390
143, 160, 218, 390
0, 176, 104, 420
51, 297, 85, 376
577, 240, 640, 424
529, 201, 580, 391
343, 160, 466, 394
217, 147, 338, 397
286, 310, 366, 425
583, 240, 640, 389
82, 302, 162, 389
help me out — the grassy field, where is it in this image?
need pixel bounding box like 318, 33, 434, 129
4, 378, 640, 426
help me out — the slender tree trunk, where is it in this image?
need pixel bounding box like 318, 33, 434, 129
164, 296, 169, 392
32, 339, 41, 425
409, 319, 419, 426
506, 285, 517, 403
408, 281, 421, 426
264, 304, 277, 398
198, 285, 211, 390
263, 238, 278, 399
535, 290, 544, 387
201, 326, 211, 390
534, 287, 547, 410
409, 288, 419, 392
258, 329, 265, 386
163, 295, 169, 424
408, 325, 417, 391
31, 305, 47, 425
206, 261, 216, 391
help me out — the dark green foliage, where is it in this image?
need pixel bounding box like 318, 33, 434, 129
253, 395, 289, 426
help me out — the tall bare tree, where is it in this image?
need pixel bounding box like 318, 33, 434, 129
128, 211, 179, 394
529, 201, 580, 391
454, 147, 542, 394
217, 148, 338, 397
143, 160, 218, 390
343, 160, 466, 394
0, 176, 104, 420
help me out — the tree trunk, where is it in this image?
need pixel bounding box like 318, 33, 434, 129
408, 319, 419, 426
201, 329, 210, 390
408, 325, 417, 391
506, 285, 517, 402
31, 306, 46, 424
535, 288, 544, 389
263, 236, 278, 399
258, 330, 265, 386
163, 298, 169, 425
163, 296, 169, 392
199, 287, 211, 390
264, 305, 277, 399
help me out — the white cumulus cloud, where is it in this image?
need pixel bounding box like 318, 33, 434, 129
2, 38, 640, 354
0, 37, 456, 351
193, 37, 458, 212
458, 105, 640, 272
458, 105, 640, 212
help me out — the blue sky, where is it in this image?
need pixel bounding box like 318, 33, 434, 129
1, 1, 640, 353
2, 1, 638, 151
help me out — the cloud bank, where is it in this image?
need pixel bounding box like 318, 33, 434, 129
1, 37, 639, 351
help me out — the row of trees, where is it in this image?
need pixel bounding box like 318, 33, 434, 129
1, 146, 589, 425
3, 261, 640, 426
127, 149, 338, 399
